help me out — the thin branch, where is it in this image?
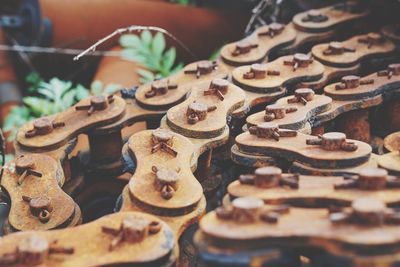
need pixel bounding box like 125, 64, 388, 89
73, 25, 197, 61
0, 44, 123, 57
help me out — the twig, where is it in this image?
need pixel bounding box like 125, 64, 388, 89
0, 44, 123, 57
73, 25, 197, 61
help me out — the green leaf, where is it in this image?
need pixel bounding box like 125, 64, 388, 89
26, 72, 42, 93
104, 83, 121, 94
121, 49, 148, 65
3, 106, 36, 141
137, 69, 155, 84
209, 47, 221, 61
23, 97, 53, 116
152, 32, 166, 57
170, 63, 184, 75
119, 34, 141, 48
141, 30, 153, 47
90, 80, 103, 96
75, 84, 90, 100
61, 90, 77, 109
162, 47, 176, 72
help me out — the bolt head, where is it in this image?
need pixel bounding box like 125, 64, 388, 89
151, 80, 168, 91
359, 167, 388, 179
152, 128, 174, 143
121, 216, 151, 243
266, 104, 285, 111
308, 9, 322, 18
18, 235, 49, 254
329, 41, 344, 50
255, 166, 282, 176
90, 95, 108, 110
188, 102, 208, 113
357, 168, 388, 190
322, 132, 346, 141
388, 64, 400, 75
257, 122, 279, 130
15, 156, 35, 173
251, 63, 268, 73
294, 53, 311, 62
269, 22, 285, 32
211, 78, 229, 89
232, 197, 264, 210
33, 118, 52, 130
367, 32, 382, 41
352, 197, 385, 214
236, 41, 252, 50
197, 60, 214, 74
29, 196, 52, 210
155, 167, 179, 184
33, 118, 53, 135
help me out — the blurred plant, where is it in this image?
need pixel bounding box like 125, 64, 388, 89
2, 73, 91, 142
209, 48, 221, 61
90, 80, 121, 96
119, 30, 184, 84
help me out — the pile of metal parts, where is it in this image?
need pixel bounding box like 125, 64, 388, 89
1, 2, 400, 266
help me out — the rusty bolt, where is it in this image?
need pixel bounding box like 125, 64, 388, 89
102, 216, 161, 251
283, 54, 313, 71
259, 210, 280, 223
204, 78, 229, 101
31, 119, 53, 136
145, 80, 178, 98
264, 104, 298, 122
301, 9, 329, 23
329, 212, 350, 224
197, 60, 217, 76
377, 64, 400, 79
258, 22, 285, 38
17, 235, 50, 265
358, 33, 384, 48
75, 95, 114, 116
22, 196, 53, 223
323, 41, 356, 55
351, 197, 385, 226
186, 102, 217, 124
151, 129, 177, 157
0, 235, 73, 266
306, 132, 358, 152
249, 122, 297, 141
231, 41, 259, 57
243, 63, 267, 79
357, 168, 388, 191
184, 60, 217, 78
216, 205, 234, 220
15, 156, 35, 175
152, 166, 179, 200
335, 75, 374, 90
152, 128, 173, 146
254, 166, 282, 188
14, 156, 42, 185
232, 197, 264, 223
287, 88, 315, 105
25, 118, 65, 138
90, 95, 108, 110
